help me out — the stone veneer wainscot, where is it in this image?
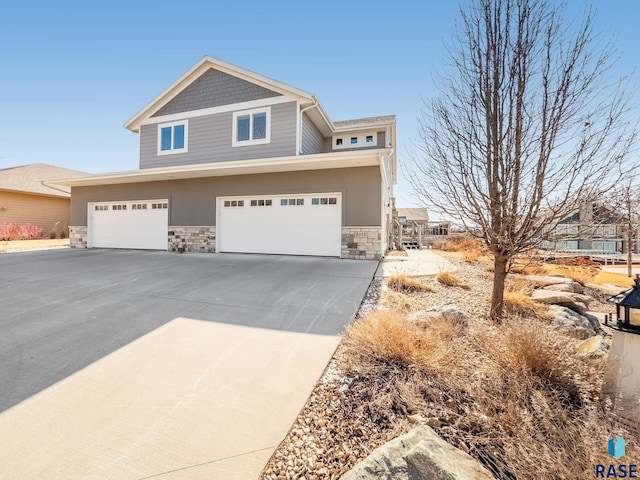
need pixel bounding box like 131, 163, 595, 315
168, 226, 216, 253
69, 226, 87, 249
341, 226, 382, 260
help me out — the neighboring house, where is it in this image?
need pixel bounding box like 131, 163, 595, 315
397, 208, 429, 226
541, 202, 634, 253
54, 56, 396, 259
0, 164, 87, 238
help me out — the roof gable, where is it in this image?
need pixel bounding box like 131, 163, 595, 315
125, 56, 315, 133
152, 68, 282, 117
0, 164, 87, 198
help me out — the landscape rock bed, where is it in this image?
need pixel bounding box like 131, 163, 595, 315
259, 256, 627, 480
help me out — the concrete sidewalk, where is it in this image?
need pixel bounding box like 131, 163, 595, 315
376, 249, 455, 277
0, 318, 341, 480
601, 265, 640, 276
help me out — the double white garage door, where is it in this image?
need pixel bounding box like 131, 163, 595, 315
88, 193, 342, 257
88, 200, 169, 250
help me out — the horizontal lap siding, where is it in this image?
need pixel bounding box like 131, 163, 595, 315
70, 166, 381, 228
140, 101, 297, 168
0, 191, 70, 237
301, 113, 327, 154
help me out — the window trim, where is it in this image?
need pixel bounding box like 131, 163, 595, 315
232, 107, 271, 147
157, 120, 189, 156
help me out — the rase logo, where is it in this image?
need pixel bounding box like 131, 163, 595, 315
595, 436, 638, 478
610, 436, 626, 460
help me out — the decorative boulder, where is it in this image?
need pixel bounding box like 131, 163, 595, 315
409, 304, 468, 331
577, 335, 607, 357
526, 275, 575, 286
531, 290, 591, 315
543, 283, 575, 293
340, 426, 494, 480
549, 305, 597, 339
440, 304, 469, 329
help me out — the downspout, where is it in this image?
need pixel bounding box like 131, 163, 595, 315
379, 149, 394, 253
298, 98, 319, 155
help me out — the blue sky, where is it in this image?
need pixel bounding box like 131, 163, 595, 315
0, 1, 638, 206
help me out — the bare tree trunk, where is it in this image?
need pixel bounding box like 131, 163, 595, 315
628, 221, 633, 277
491, 256, 508, 322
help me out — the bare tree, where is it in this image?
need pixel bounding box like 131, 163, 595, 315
410, 0, 636, 321
605, 179, 640, 277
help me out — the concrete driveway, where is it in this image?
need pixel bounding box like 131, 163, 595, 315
0, 249, 377, 479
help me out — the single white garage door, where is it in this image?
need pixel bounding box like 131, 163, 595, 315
217, 193, 341, 256
88, 200, 169, 250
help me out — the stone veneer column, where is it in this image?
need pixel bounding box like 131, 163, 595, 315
68, 226, 87, 249
168, 226, 216, 253
341, 226, 382, 260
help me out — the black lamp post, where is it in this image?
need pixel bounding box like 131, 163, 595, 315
607, 274, 640, 334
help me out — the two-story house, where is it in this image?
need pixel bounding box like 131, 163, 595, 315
55, 56, 396, 260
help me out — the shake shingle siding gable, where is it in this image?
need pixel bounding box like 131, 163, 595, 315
301, 113, 326, 154
140, 101, 297, 168
152, 69, 282, 117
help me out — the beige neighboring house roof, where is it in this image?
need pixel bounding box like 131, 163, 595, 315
397, 208, 429, 222
0, 164, 88, 198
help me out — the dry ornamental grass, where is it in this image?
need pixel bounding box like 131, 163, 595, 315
340, 308, 638, 479
386, 274, 434, 294
436, 271, 471, 290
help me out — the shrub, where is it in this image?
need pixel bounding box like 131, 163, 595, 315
342, 309, 461, 371
387, 274, 434, 294
436, 271, 470, 289
0, 223, 43, 241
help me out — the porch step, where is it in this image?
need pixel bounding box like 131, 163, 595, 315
402, 240, 420, 250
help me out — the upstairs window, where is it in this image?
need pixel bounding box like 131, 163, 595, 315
158, 121, 188, 155
232, 107, 271, 147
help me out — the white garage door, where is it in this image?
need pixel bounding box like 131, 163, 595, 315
217, 193, 341, 256
88, 200, 169, 250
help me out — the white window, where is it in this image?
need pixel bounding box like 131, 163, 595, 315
232, 107, 271, 147
157, 120, 188, 155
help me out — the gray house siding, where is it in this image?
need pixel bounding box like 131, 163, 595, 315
71, 166, 382, 227
140, 101, 297, 168
152, 69, 282, 117
301, 113, 326, 154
